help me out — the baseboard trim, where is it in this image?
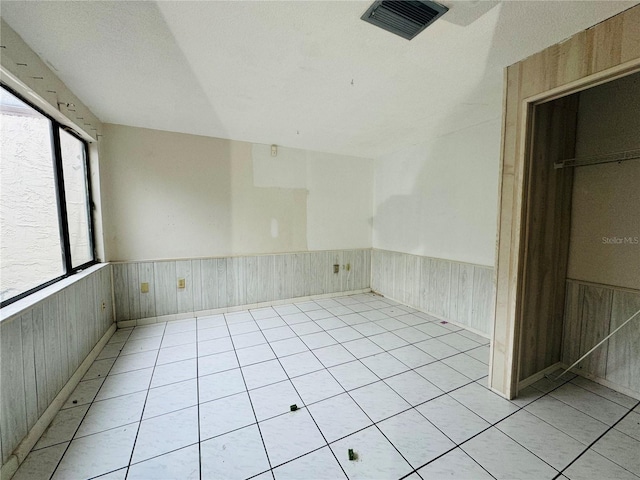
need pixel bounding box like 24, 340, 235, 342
117, 289, 372, 328
1, 323, 117, 480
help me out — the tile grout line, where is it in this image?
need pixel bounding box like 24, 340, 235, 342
387, 363, 580, 478
221, 311, 276, 480
252, 305, 433, 477
552, 399, 640, 480
46, 328, 135, 480
194, 322, 203, 480
122, 322, 168, 479
247, 309, 351, 479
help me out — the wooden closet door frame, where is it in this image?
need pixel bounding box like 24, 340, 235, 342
489, 5, 640, 400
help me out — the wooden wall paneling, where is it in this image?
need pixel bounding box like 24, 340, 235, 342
73, 282, 83, 367
588, 14, 624, 75
419, 256, 431, 312
365, 249, 371, 290
76, 279, 89, 364
362, 249, 370, 290
138, 263, 156, 319
154, 261, 177, 316
244, 256, 258, 305
176, 260, 194, 314
226, 257, 243, 307
620, 7, 640, 63
201, 259, 219, 310
1, 317, 27, 463
561, 281, 583, 366
517, 96, 577, 381
113, 263, 129, 321
91, 274, 103, 345
579, 285, 613, 379
472, 266, 494, 335
257, 255, 274, 303
236, 257, 247, 305
216, 258, 228, 308
382, 250, 394, 298
42, 296, 62, 406
106, 267, 115, 326
387, 252, 406, 303
309, 252, 324, 296
126, 263, 141, 321
374, 250, 384, 293
292, 253, 306, 298
303, 253, 313, 297
555, 31, 588, 87
457, 264, 474, 328
20, 310, 38, 429
359, 249, 368, 290
236, 256, 246, 306
341, 250, 353, 292
606, 289, 640, 392
64, 288, 78, 377
449, 262, 460, 321
371, 249, 381, 292
428, 257, 439, 313
434, 259, 451, 319
330, 251, 343, 294
406, 255, 420, 307
280, 255, 290, 301
84, 276, 96, 356
55, 293, 69, 389
345, 250, 356, 291
191, 260, 203, 312
31, 303, 48, 416
273, 255, 286, 301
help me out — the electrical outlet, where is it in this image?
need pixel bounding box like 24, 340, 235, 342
101, 301, 106, 310
141, 282, 149, 293
333, 264, 339, 274
177, 278, 186, 289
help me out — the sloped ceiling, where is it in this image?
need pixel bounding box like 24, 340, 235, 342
1, 1, 636, 158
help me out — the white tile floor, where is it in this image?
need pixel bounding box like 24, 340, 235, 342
13, 293, 640, 480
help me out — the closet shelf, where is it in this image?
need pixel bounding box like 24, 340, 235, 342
554, 148, 640, 169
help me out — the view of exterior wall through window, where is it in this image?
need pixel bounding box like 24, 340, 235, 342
0, 86, 95, 305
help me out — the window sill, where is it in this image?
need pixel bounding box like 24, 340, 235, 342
0, 263, 110, 322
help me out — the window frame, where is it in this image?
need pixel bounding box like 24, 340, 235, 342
0, 83, 97, 308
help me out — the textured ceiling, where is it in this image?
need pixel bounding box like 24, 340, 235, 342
1, 1, 636, 158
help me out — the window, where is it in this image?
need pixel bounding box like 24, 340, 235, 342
0, 85, 96, 306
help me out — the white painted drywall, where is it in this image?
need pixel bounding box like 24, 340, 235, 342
100, 125, 373, 261
567, 73, 640, 290
372, 117, 501, 267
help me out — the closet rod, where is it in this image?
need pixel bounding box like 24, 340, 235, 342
554, 148, 640, 169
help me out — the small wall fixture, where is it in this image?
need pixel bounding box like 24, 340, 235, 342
361, 0, 448, 40
271, 145, 278, 157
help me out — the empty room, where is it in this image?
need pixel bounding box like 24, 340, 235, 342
1, 1, 639, 480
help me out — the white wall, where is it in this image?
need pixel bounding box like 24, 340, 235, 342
372, 118, 501, 267
100, 124, 373, 261
567, 72, 640, 290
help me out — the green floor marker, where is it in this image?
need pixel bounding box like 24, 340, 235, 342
290, 404, 298, 411
348, 449, 356, 461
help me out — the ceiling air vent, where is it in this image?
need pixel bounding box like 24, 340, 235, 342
361, 0, 448, 40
